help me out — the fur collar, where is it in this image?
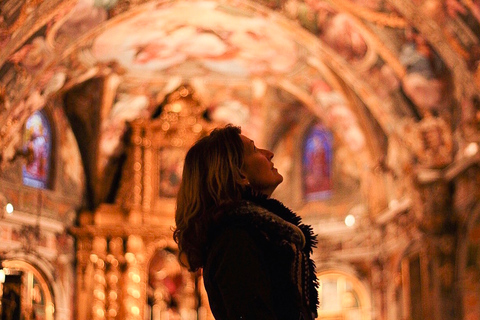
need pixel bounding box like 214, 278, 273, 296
215, 199, 306, 250
211, 188, 319, 316
240, 188, 318, 254
242, 188, 319, 316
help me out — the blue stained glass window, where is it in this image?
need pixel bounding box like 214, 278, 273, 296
22, 111, 52, 189
303, 123, 333, 201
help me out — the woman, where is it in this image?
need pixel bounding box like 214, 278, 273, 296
174, 125, 318, 319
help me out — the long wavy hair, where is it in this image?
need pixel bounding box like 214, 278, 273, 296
173, 124, 245, 271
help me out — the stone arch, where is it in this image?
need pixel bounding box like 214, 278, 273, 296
316, 268, 373, 320
1, 254, 69, 320
143, 237, 197, 320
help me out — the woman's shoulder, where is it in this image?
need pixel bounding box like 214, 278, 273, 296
214, 199, 266, 222
214, 200, 281, 231
209, 200, 263, 238
212, 199, 306, 250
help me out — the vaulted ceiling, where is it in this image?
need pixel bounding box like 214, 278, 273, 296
1, 0, 479, 220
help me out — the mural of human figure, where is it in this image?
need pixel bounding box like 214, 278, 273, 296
399, 28, 449, 114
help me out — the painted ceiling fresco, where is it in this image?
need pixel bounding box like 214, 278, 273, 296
91, 1, 301, 77
0, 0, 479, 219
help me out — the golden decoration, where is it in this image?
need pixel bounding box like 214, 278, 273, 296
327, 0, 407, 28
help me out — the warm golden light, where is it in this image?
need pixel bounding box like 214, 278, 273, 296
125, 252, 135, 263
132, 274, 141, 283
108, 309, 117, 317
109, 291, 118, 300
90, 254, 99, 263
131, 306, 140, 315
132, 289, 140, 299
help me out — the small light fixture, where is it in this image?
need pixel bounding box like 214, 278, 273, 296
345, 214, 356, 227
1, 194, 13, 217
465, 142, 479, 157
0, 269, 5, 283
5, 203, 13, 215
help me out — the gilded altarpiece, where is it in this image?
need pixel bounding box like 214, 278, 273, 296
71, 85, 212, 320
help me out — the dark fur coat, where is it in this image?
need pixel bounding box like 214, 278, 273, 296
203, 192, 319, 319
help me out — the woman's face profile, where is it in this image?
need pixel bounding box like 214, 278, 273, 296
240, 134, 283, 196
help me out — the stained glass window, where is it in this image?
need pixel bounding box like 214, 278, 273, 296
303, 123, 333, 201
22, 111, 52, 189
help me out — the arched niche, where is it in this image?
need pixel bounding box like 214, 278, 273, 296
1, 260, 55, 320
145, 248, 196, 320
317, 270, 372, 320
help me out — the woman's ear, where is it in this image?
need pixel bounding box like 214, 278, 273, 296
238, 170, 249, 186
